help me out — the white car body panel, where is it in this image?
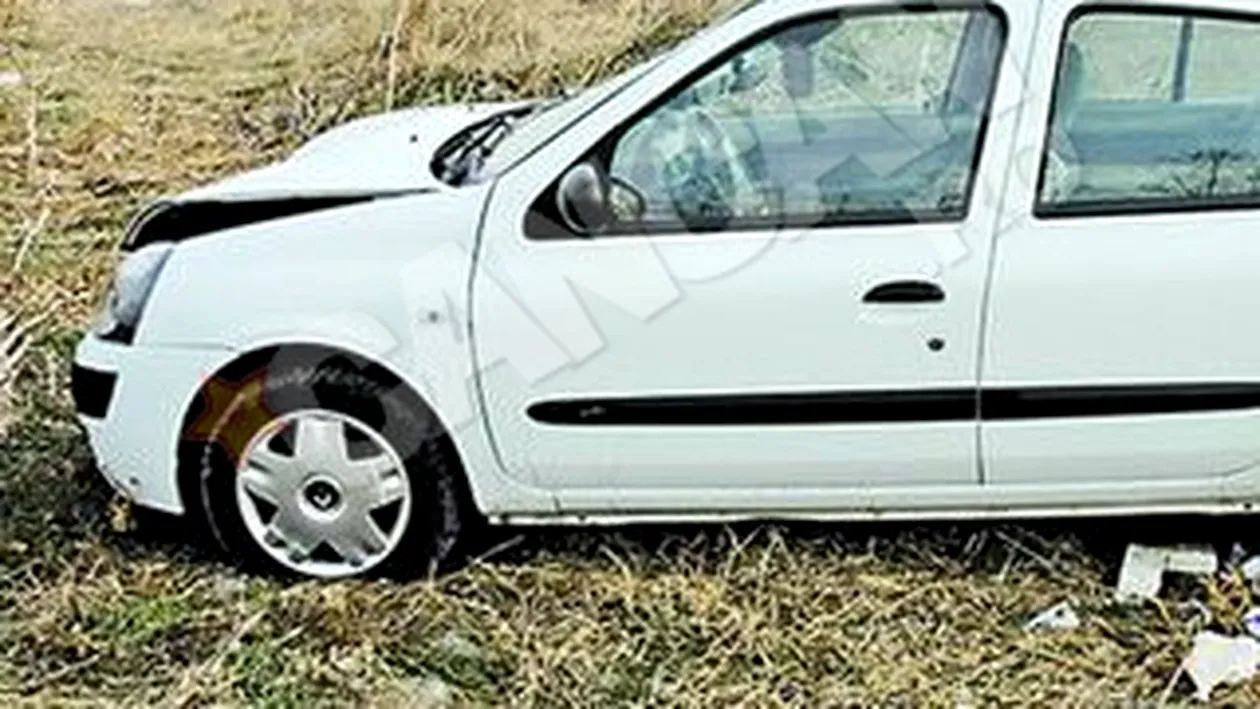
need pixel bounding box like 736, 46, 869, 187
472, 0, 1034, 507
74, 336, 229, 514
134, 190, 555, 516
71, 0, 1260, 527
981, 0, 1260, 490
178, 102, 526, 202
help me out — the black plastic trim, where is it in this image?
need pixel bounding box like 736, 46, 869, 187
125, 196, 387, 250
528, 383, 1260, 426
1035, 193, 1260, 220
863, 280, 947, 304
529, 389, 976, 426
981, 383, 1260, 420
71, 364, 118, 419
97, 322, 137, 346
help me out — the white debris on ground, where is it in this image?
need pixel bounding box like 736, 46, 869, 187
1017, 540, 1260, 701
1240, 555, 1260, 582
1181, 632, 1260, 702
1023, 601, 1081, 631
1098, 543, 1260, 702
1114, 543, 1218, 602
403, 675, 454, 709
0, 71, 22, 89
436, 630, 484, 661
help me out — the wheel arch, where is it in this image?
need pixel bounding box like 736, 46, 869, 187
175, 342, 480, 521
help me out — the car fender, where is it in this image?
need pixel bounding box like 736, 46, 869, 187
135, 186, 556, 515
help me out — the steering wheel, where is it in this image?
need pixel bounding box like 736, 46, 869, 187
631, 105, 770, 228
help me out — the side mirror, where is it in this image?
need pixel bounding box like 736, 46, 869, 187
556, 162, 612, 235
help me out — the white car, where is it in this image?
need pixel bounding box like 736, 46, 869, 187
72, 0, 1260, 579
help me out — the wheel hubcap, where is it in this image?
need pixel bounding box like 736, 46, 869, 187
234, 410, 413, 578
303, 478, 342, 512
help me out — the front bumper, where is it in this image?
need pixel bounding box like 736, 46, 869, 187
73, 334, 234, 515
71, 364, 118, 419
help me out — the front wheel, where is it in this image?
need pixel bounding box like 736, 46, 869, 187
183, 358, 472, 580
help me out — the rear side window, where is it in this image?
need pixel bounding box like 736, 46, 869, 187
1038, 8, 1260, 217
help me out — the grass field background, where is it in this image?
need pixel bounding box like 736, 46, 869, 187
3, 0, 1260, 705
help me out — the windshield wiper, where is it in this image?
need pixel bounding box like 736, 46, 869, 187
439, 113, 516, 185
436, 96, 582, 185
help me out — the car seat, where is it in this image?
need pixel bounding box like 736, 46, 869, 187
1043, 42, 1087, 202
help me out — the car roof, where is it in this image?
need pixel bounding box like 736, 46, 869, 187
748, 0, 1256, 13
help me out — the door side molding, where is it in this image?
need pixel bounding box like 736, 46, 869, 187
528, 383, 1260, 426
528, 389, 976, 426
981, 383, 1260, 420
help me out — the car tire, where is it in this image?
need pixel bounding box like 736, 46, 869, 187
181, 355, 474, 580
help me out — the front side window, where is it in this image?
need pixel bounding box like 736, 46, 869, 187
1038, 9, 1260, 216
545, 6, 1005, 236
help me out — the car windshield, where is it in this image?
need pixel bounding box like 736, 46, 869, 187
476, 56, 665, 179
475, 73, 637, 178
477, 3, 756, 179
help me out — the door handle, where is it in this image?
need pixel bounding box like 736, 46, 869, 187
863, 280, 946, 304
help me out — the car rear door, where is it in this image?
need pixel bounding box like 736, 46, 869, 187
472, 0, 1033, 515
982, 0, 1260, 503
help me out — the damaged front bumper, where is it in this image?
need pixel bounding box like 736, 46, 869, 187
73, 333, 233, 515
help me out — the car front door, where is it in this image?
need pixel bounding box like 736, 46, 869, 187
473, 0, 1028, 514
982, 0, 1260, 503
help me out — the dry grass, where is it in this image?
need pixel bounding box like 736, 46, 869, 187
3, 0, 1260, 705
0, 306, 38, 439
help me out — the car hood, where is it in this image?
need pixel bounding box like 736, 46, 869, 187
176, 100, 529, 203
125, 101, 530, 248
